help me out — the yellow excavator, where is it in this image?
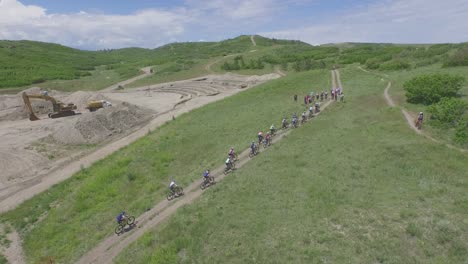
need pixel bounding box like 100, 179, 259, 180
22, 92, 78, 121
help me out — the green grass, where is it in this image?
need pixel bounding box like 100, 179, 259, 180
114, 67, 468, 264
0, 69, 331, 263
359, 63, 468, 148
126, 59, 210, 88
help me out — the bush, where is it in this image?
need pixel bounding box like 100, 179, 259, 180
404, 73, 465, 105
444, 47, 468, 67
428, 98, 467, 128
378, 60, 411, 71
454, 116, 468, 145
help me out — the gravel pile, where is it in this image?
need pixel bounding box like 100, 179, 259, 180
51, 102, 153, 145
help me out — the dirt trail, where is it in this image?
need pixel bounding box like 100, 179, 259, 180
360, 67, 466, 153
102, 66, 153, 92
204, 55, 235, 74
77, 70, 342, 264
274, 66, 287, 77
0, 226, 25, 264
250, 35, 257, 46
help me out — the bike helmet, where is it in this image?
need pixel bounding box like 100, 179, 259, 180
419, 112, 423, 114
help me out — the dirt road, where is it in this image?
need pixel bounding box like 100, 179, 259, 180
102, 66, 154, 92
77, 70, 343, 264
0, 73, 280, 213
250, 35, 257, 46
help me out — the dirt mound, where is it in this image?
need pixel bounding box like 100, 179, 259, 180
52, 102, 154, 145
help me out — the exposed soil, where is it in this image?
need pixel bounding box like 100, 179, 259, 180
0, 73, 281, 213
77, 70, 342, 264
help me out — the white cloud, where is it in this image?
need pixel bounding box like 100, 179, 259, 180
261, 0, 468, 44
0, 0, 192, 49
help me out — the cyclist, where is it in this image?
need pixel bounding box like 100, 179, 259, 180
203, 169, 210, 182
309, 106, 314, 116
250, 141, 257, 155
292, 116, 298, 127
225, 156, 233, 170
116, 211, 127, 224
301, 111, 307, 123
282, 118, 288, 129
257, 131, 264, 144
169, 180, 177, 193
270, 124, 276, 135
325, 91, 328, 99
265, 132, 272, 146
228, 147, 237, 160
315, 102, 320, 112
416, 112, 424, 128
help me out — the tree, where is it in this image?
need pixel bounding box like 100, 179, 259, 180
403, 73, 465, 105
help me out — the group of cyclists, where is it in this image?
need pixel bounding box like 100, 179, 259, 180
116, 88, 346, 228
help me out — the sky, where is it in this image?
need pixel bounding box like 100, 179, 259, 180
0, 0, 467, 50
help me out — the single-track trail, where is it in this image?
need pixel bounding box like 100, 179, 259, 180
359, 67, 466, 153
250, 35, 257, 46
77, 70, 344, 264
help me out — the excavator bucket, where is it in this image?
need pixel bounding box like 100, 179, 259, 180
29, 113, 40, 121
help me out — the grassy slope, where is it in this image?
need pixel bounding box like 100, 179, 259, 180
0, 70, 330, 263
115, 67, 468, 264
371, 64, 468, 147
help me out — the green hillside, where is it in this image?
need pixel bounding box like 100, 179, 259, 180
0, 35, 467, 263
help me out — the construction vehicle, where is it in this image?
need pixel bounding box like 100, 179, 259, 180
86, 100, 112, 112
22, 92, 78, 121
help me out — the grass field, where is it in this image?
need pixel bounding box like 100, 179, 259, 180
0, 69, 331, 263
114, 67, 468, 263
360, 64, 468, 148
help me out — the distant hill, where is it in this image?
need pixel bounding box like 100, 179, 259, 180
0, 36, 466, 89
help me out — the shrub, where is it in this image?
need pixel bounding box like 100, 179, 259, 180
454, 116, 468, 145
444, 47, 468, 67
428, 98, 467, 128
378, 60, 411, 71
404, 73, 465, 105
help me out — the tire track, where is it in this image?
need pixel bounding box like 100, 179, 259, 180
77, 70, 343, 264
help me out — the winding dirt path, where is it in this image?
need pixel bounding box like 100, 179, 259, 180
360, 67, 466, 153
0, 227, 25, 264
77, 70, 343, 264
102, 66, 154, 92
250, 35, 257, 46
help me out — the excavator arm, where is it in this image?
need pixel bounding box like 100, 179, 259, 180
22, 92, 77, 121
22, 92, 40, 121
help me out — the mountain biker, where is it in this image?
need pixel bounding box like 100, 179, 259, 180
265, 132, 271, 145
301, 111, 306, 122
225, 157, 233, 170
282, 118, 288, 128
169, 180, 177, 193
309, 106, 314, 115
270, 124, 276, 135
116, 211, 127, 224
258, 131, 264, 144
250, 141, 257, 154
315, 102, 320, 112
203, 169, 210, 182
325, 91, 328, 99
292, 116, 298, 127
228, 147, 237, 160
418, 112, 424, 122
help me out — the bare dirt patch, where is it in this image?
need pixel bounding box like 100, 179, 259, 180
0, 73, 281, 213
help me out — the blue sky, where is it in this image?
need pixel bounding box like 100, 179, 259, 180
1, 0, 467, 49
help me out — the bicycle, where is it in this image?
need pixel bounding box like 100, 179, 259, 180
115, 214, 136, 235
166, 186, 184, 201
200, 176, 216, 190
